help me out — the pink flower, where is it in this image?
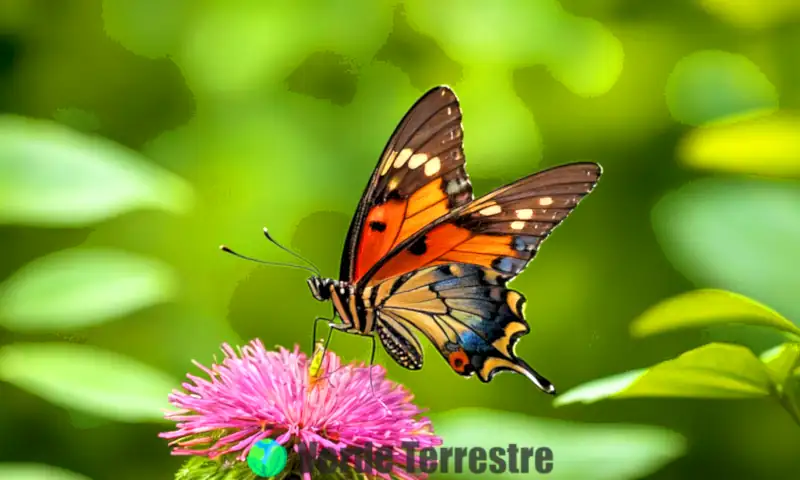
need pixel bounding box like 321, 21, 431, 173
160, 339, 442, 479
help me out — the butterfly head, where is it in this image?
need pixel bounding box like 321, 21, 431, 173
307, 276, 333, 301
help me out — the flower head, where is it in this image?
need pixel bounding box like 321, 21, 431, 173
161, 339, 442, 479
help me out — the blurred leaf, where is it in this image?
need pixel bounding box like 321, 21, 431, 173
652, 178, 800, 329
179, 2, 395, 96
678, 112, 800, 178
453, 68, 543, 177
68, 410, 112, 430
405, 0, 560, 65
0, 115, 193, 227
180, 4, 308, 96
430, 408, 686, 480
0, 463, 92, 480
630, 289, 800, 338
545, 16, 625, 98
699, 0, 800, 30
404, 0, 623, 97
52, 108, 101, 132
760, 343, 800, 386
665, 50, 777, 126
102, 0, 188, 58
555, 343, 774, 407
0, 248, 178, 332
0, 342, 176, 422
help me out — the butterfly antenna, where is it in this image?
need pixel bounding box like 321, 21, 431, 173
263, 227, 322, 276
368, 336, 392, 417
219, 245, 319, 275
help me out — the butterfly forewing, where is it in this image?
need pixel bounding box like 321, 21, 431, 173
340, 86, 474, 284
365, 263, 555, 393
362, 162, 602, 285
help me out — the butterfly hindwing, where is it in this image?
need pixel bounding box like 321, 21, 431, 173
376, 314, 424, 370
366, 263, 555, 393
340, 86, 474, 284
363, 162, 602, 285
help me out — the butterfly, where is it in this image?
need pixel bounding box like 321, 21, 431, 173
296, 86, 601, 395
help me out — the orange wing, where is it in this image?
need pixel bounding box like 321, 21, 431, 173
340, 86, 473, 283
361, 163, 602, 286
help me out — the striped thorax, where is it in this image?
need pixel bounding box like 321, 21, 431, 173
307, 277, 376, 335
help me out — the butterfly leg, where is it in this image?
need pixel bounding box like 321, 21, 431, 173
319, 325, 336, 369
311, 316, 333, 354
368, 334, 392, 416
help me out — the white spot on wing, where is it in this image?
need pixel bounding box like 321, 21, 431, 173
511, 221, 525, 230
539, 197, 554, 206
424, 157, 441, 176
408, 153, 428, 169
516, 209, 533, 219
394, 149, 413, 168
479, 205, 502, 216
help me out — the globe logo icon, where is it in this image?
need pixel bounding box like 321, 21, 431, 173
247, 439, 288, 477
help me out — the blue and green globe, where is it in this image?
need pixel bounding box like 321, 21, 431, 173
247, 439, 288, 478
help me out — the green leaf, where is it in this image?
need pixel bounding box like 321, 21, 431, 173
553, 370, 647, 407
762, 344, 800, 424
652, 178, 800, 330
630, 289, 800, 338
0, 342, 176, 422
760, 343, 800, 386
176, 457, 257, 480
430, 408, 686, 480
0, 463, 92, 480
0, 248, 178, 332
555, 343, 774, 407
175, 454, 351, 480
0, 115, 193, 227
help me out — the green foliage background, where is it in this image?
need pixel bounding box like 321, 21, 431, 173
1, 0, 799, 479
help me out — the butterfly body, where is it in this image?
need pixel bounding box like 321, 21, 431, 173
305, 86, 601, 395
